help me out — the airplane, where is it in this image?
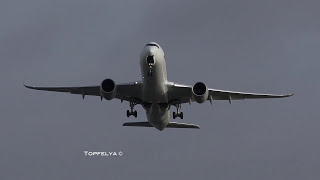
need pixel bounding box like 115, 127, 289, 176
25, 42, 293, 131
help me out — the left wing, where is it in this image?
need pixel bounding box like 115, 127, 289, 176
167, 82, 293, 105
208, 88, 293, 101
24, 82, 143, 103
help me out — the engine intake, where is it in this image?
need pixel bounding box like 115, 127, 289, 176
100, 79, 117, 100
192, 82, 209, 103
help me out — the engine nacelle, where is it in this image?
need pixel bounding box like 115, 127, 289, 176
192, 82, 209, 103
100, 79, 117, 100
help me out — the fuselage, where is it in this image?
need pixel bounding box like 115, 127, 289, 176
139, 42, 170, 131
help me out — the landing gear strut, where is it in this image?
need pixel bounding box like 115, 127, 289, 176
147, 55, 154, 77
173, 104, 183, 119
127, 101, 137, 118
148, 66, 153, 77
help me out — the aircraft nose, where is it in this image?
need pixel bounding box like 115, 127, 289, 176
146, 47, 157, 56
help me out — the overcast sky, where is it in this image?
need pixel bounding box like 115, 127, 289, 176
0, 0, 319, 179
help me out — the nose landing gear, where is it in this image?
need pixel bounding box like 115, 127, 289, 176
147, 55, 154, 77
173, 104, 183, 119
127, 101, 137, 118
148, 66, 153, 77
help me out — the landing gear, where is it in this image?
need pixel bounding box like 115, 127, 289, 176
147, 55, 154, 77
127, 101, 137, 118
173, 104, 183, 119
148, 66, 153, 77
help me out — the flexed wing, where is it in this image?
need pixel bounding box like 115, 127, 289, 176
24, 80, 143, 103
24, 85, 100, 97
208, 88, 293, 100
167, 82, 293, 105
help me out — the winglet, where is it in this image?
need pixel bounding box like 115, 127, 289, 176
284, 93, 294, 97
24, 83, 39, 90
24, 83, 33, 89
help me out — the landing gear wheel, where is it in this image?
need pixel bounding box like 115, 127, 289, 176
173, 104, 183, 119
127, 101, 137, 118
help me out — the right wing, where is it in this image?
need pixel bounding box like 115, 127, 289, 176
24, 81, 143, 103
24, 85, 101, 97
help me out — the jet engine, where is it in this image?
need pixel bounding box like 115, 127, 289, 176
100, 79, 117, 100
192, 82, 209, 103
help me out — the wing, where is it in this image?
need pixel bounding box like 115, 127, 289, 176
24, 82, 143, 103
167, 82, 293, 105
208, 88, 293, 101
24, 85, 101, 97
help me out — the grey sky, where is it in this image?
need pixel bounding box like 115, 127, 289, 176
0, 0, 319, 179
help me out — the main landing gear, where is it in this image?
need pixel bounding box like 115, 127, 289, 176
173, 104, 183, 119
127, 101, 137, 118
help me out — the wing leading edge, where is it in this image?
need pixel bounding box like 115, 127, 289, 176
24, 82, 143, 103
24, 84, 100, 97
25, 82, 293, 104
209, 88, 294, 100
167, 82, 293, 105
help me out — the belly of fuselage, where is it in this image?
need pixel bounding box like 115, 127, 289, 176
141, 59, 170, 131
146, 104, 170, 131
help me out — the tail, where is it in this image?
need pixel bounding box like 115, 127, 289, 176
123, 122, 200, 129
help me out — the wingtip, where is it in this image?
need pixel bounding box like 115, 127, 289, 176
191, 124, 200, 129
23, 83, 32, 89
280, 93, 294, 98
287, 93, 294, 97
24, 83, 37, 90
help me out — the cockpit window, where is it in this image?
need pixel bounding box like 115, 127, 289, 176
145, 43, 159, 48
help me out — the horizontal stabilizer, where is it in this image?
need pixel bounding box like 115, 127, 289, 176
166, 122, 200, 129
123, 122, 200, 129
123, 122, 152, 127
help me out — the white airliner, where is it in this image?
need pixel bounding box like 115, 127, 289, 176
25, 42, 293, 131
